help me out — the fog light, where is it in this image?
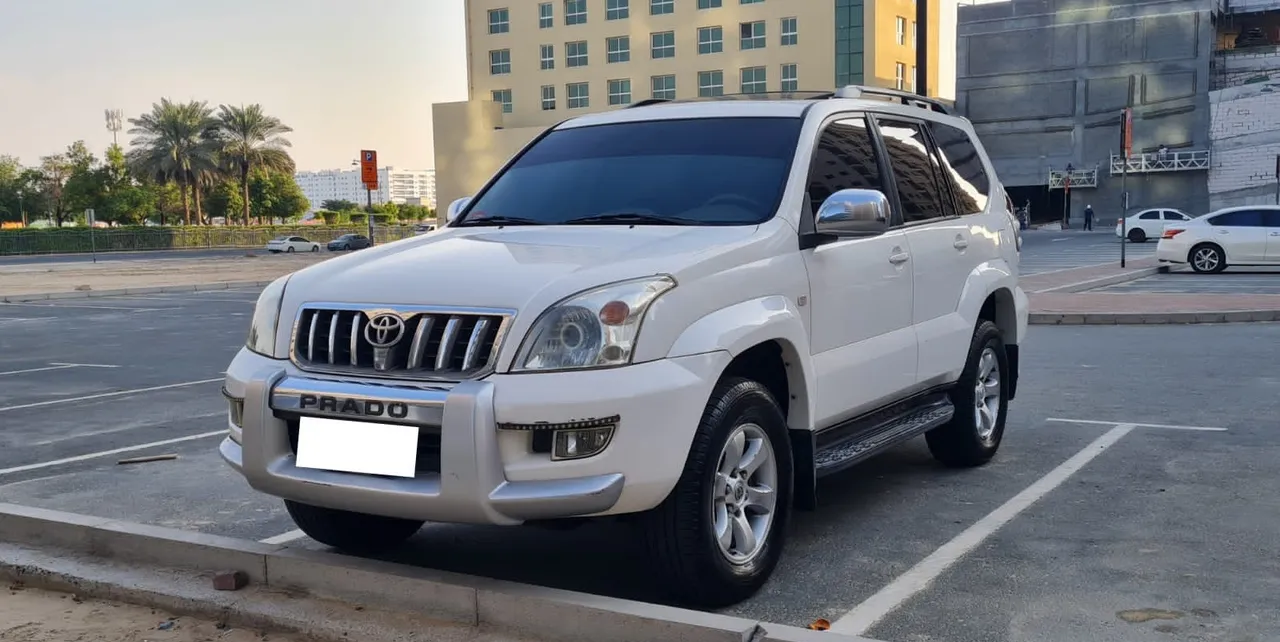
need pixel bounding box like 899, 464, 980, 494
552, 426, 615, 461
222, 388, 244, 443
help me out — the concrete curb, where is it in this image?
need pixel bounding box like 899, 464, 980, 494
1, 280, 274, 303
1029, 265, 1165, 294
0, 504, 881, 642
1029, 309, 1280, 325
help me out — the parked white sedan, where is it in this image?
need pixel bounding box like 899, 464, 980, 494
1115, 208, 1192, 243
265, 235, 321, 253
1156, 205, 1280, 273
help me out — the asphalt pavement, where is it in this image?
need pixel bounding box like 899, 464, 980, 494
0, 248, 261, 266
1, 287, 1278, 642
1019, 229, 1155, 275
1098, 267, 1280, 295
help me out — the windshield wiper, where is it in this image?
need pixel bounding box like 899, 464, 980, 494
457, 215, 547, 227
563, 212, 695, 225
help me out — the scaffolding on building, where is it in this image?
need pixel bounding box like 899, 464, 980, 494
1109, 150, 1212, 175
1047, 167, 1099, 189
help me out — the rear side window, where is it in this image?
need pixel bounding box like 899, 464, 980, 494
805, 115, 884, 215
927, 122, 990, 215
1139, 211, 1160, 220
1209, 210, 1265, 227
874, 117, 950, 224
1162, 211, 1185, 220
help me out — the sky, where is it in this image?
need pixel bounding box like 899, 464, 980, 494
0, 0, 468, 172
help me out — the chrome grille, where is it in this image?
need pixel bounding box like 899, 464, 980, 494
290, 305, 512, 380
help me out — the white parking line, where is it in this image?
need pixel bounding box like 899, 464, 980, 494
1046, 417, 1228, 432
829, 423, 1137, 636
0, 430, 225, 477
260, 530, 308, 545
0, 377, 223, 413
0, 363, 120, 377
0, 302, 174, 311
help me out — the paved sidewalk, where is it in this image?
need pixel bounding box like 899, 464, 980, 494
0, 254, 329, 302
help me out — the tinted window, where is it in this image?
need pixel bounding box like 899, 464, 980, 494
1139, 211, 1160, 220
805, 116, 883, 215
927, 122, 990, 215
459, 118, 802, 226
1209, 210, 1265, 227
875, 117, 949, 224
1162, 211, 1185, 220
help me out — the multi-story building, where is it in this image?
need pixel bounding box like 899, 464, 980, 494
294, 167, 437, 212
432, 0, 958, 208
956, 0, 1280, 223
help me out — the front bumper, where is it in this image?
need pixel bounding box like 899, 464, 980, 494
220, 347, 728, 525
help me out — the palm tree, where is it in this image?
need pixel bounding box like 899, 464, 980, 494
126, 99, 218, 225
215, 104, 294, 225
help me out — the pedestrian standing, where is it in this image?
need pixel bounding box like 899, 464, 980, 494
1084, 204, 1094, 231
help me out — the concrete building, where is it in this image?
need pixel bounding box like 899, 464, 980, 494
956, 0, 1218, 225
1208, 1, 1280, 209
294, 167, 437, 212
432, 0, 959, 209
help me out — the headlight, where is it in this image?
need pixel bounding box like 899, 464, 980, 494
512, 276, 676, 372
246, 275, 290, 358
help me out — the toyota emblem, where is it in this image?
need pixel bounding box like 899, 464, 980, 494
364, 313, 406, 348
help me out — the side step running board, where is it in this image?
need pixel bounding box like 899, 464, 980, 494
814, 400, 955, 477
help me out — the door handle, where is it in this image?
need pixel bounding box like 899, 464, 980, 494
1218, 229, 1230, 234
953, 239, 969, 250
889, 252, 910, 265
1271, 232, 1280, 237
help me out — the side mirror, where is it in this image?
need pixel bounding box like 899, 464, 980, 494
813, 188, 890, 238
445, 197, 472, 223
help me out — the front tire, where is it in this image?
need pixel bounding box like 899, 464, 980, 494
926, 320, 1009, 468
284, 500, 423, 553
311, 245, 319, 252
1189, 243, 1226, 274
286, 246, 295, 253
641, 377, 792, 609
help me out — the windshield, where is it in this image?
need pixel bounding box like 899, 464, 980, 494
457, 117, 802, 226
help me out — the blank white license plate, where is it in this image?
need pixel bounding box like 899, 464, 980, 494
295, 416, 419, 478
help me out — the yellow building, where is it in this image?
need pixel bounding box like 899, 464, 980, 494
432, 0, 955, 209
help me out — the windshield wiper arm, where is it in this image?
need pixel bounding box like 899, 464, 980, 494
563, 212, 695, 225
457, 215, 547, 227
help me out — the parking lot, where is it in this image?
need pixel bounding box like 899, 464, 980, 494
2, 287, 1279, 642
1019, 230, 1155, 275
1098, 267, 1280, 295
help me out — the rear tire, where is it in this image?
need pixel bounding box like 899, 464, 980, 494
1189, 243, 1226, 274
926, 320, 1008, 468
1127, 228, 1146, 243
640, 377, 792, 609
311, 245, 319, 252
286, 246, 295, 253
284, 500, 423, 553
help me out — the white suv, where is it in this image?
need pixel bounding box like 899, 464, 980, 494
220, 87, 1029, 608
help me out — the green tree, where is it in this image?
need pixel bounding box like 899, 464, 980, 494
127, 98, 220, 225
204, 179, 245, 224
37, 153, 75, 226
247, 169, 309, 224
215, 104, 295, 226
399, 203, 433, 222
0, 155, 23, 223
321, 199, 359, 212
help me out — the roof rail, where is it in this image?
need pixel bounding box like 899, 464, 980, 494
626, 98, 672, 108
833, 85, 952, 115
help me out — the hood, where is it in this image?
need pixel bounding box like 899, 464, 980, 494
281, 224, 761, 313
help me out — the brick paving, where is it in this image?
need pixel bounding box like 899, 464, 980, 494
1021, 257, 1159, 293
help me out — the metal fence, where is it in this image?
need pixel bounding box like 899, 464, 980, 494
0, 225, 420, 256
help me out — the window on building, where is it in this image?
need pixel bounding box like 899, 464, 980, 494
566, 40, 588, 67
541, 85, 557, 110
806, 116, 883, 215
539, 2, 554, 28
927, 122, 990, 215
741, 0, 764, 4
781, 17, 797, 45
741, 66, 766, 93
740, 21, 765, 49
651, 0, 674, 14
652, 74, 676, 99
541, 44, 555, 69
564, 0, 586, 25
781, 63, 798, 92
896, 17, 906, 45
911, 66, 917, 91
912, 21, 917, 48
607, 36, 630, 63
567, 82, 590, 109
488, 8, 510, 34
698, 0, 722, 7
491, 89, 513, 114
698, 70, 724, 96
894, 62, 905, 89
608, 78, 633, 105
698, 26, 724, 54
607, 0, 629, 20
489, 49, 511, 75
651, 31, 675, 58
877, 117, 951, 224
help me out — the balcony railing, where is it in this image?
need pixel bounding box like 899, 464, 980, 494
1048, 167, 1099, 189
1110, 150, 1211, 175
